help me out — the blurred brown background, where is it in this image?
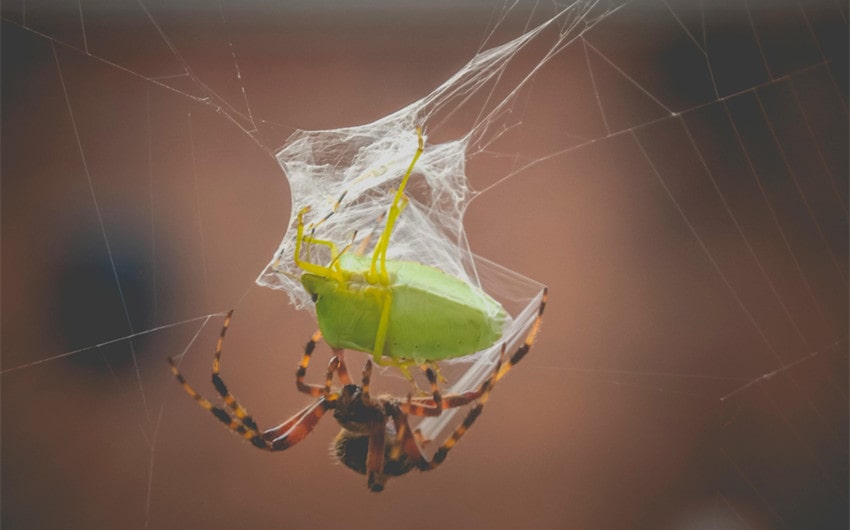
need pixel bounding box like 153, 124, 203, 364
2, 1, 847, 529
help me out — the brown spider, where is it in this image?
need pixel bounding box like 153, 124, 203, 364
167, 289, 546, 492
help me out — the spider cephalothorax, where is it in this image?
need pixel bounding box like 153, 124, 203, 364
168, 289, 545, 492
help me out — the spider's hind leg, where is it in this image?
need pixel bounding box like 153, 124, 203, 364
496, 287, 548, 382
426, 288, 547, 468
168, 311, 336, 453
426, 354, 503, 469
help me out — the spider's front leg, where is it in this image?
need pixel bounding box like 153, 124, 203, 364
168, 311, 337, 452
356, 360, 389, 491
366, 424, 387, 492
295, 330, 326, 396
168, 356, 269, 448
261, 356, 341, 450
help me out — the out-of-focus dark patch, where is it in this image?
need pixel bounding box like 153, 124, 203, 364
52, 229, 155, 370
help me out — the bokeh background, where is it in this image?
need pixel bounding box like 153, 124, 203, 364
3, 1, 847, 529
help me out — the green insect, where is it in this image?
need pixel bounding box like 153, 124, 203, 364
294, 128, 507, 378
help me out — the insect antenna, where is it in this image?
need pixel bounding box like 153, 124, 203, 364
309, 189, 349, 238
328, 230, 359, 269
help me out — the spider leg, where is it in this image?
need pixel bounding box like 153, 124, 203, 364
168, 314, 341, 452
426, 356, 502, 469
260, 400, 317, 440
334, 349, 353, 385
400, 384, 482, 417
400, 346, 505, 417
352, 358, 392, 492
361, 359, 373, 400
407, 389, 486, 409
387, 290, 546, 469
399, 287, 547, 415
210, 310, 259, 431
406, 362, 496, 409
323, 356, 341, 394
296, 330, 327, 397
263, 398, 331, 451
168, 357, 269, 450
399, 397, 442, 417
169, 355, 336, 452
421, 364, 443, 410
422, 290, 546, 467
496, 287, 547, 382
263, 354, 341, 451
366, 425, 387, 492
210, 313, 336, 433
260, 356, 341, 450
388, 399, 428, 468
385, 351, 505, 474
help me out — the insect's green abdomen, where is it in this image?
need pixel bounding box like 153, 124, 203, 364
302, 255, 506, 362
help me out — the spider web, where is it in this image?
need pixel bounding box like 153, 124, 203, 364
2, 1, 847, 529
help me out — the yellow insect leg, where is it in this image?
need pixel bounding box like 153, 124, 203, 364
294, 206, 342, 281
368, 287, 419, 384
365, 128, 424, 383
369, 127, 424, 285
301, 235, 343, 270
371, 288, 392, 364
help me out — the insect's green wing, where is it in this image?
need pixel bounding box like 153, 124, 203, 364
302, 254, 507, 362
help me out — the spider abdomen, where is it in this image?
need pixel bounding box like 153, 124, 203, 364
332, 428, 417, 479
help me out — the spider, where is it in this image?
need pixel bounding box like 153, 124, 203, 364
167, 288, 546, 492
